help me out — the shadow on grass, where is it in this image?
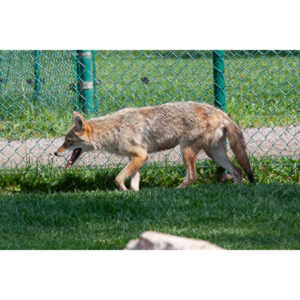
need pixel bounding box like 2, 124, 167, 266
0, 157, 298, 194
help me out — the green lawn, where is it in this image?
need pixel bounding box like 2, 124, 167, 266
0, 50, 299, 140
0, 184, 299, 250
0, 157, 298, 250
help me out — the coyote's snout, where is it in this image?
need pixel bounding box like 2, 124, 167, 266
55, 101, 255, 190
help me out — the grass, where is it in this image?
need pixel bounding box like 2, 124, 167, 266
0, 185, 299, 250
0, 50, 299, 140
0, 50, 75, 140
0, 157, 298, 250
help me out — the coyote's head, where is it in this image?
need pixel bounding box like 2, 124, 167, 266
54, 112, 94, 168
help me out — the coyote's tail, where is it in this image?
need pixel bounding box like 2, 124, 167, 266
225, 121, 255, 183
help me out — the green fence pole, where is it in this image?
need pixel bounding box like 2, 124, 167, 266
213, 50, 226, 111
76, 50, 93, 114
33, 50, 41, 101
73, 51, 80, 111
213, 50, 230, 179
92, 50, 98, 113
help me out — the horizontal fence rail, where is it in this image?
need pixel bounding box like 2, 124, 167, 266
0, 50, 299, 169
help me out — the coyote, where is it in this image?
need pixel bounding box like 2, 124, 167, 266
54, 101, 255, 191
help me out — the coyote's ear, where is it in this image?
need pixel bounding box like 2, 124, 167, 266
73, 111, 86, 132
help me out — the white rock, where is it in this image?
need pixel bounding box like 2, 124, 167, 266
125, 231, 223, 250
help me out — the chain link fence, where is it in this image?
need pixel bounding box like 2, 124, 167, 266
0, 50, 299, 168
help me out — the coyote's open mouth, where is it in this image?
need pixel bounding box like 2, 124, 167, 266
66, 148, 82, 168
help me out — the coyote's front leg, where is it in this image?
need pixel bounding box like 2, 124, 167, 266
130, 171, 141, 191
115, 147, 148, 191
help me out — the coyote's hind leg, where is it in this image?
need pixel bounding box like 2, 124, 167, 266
204, 150, 232, 182
206, 141, 242, 184
177, 141, 201, 188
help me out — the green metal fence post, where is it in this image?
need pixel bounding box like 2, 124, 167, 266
33, 50, 41, 101
213, 50, 226, 111
73, 51, 80, 111
76, 50, 93, 114
92, 50, 98, 113
213, 50, 230, 179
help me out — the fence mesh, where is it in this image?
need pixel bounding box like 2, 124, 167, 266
0, 50, 299, 169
